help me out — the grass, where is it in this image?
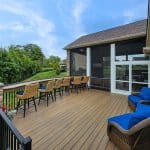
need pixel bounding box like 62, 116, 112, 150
25, 70, 67, 81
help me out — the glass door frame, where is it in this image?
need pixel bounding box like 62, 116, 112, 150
113, 60, 150, 95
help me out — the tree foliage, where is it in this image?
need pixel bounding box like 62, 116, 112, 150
0, 44, 45, 84
48, 56, 61, 75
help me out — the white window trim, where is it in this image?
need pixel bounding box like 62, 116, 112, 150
111, 43, 150, 95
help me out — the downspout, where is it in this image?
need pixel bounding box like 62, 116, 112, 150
143, 0, 150, 55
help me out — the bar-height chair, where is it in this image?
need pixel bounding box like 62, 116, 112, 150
61, 77, 71, 95
38, 80, 54, 106
16, 83, 39, 117
53, 78, 63, 101
80, 76, 90, 90
71, 76, 82, 93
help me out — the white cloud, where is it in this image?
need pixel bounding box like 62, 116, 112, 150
73, 1, 87, 23
0, 0, 60, 58
57, 0, 90, 38
123, 3, 147, 23
71, 0, 89, 37
0, 22, 26, 32
71, 0, 90, 37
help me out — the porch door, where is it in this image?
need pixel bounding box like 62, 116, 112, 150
114, 62, 149, 95
115, 64, 130, 95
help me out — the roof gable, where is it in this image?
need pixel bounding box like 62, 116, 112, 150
64, 19, 147, 50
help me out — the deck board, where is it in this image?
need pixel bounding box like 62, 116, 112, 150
14, 89, 129, 150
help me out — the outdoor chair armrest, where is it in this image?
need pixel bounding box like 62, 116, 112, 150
108, 118, 150, 136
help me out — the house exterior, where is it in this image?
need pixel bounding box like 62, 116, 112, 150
64, 19, 150, 95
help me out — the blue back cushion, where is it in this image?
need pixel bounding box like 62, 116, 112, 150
108, 113, 132, 130
128, 103, 150, 129
139, 87, 150, 100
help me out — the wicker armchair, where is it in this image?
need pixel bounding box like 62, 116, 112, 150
16, 83, 39, 117
80, 76, 90, 90
108, 101, 150, 150
71, 76, 82, 93
61, 77, 71, 95
38, 80, 54, 106
107, 118, 150, 150
53, 78, 63, 101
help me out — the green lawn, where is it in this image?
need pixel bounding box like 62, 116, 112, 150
25, 70, 67, 81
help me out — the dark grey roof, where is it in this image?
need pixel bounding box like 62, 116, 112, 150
64, 19, 147, 50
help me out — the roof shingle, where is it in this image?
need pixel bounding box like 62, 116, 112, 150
64, 19, 147, 50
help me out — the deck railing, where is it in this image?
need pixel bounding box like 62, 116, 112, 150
0, 109, 32, 150
2, 79, 54, 110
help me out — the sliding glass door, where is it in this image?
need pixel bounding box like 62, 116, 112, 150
132, 64, 149, 93
116, 65, 129, 92
114, 62, 149, 95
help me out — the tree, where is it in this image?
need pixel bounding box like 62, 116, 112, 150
24, 44, 45, 63
48, 55, 61, 75
0, 44, 46, 84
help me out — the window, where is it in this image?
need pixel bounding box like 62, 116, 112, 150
115, 38, 148, 62
70, 48, 86, 76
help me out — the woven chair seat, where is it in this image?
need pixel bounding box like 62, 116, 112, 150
61, 83, 70, 86
71, 82, 80, 85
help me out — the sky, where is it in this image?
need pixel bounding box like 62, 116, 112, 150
0, 0, 148, 59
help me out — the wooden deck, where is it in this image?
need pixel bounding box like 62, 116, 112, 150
13, 89, 130, 150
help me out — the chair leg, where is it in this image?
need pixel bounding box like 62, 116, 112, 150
33, 97, 37, 112
23, 101, 26, 118
76, 85, 78, 94
87, 84, 90, 90
79, 84, 81, 92
71, 85, 73, 93
54, 89, 56, 101
28, 100, 30, 108
16, 99, 20, 114
67, 86, 70, 95
46, 93, 49, 106
62, 87, 64, 96
38, 92, 41, 105
59, 88, 62, 97
50, 92, 54, 102
77, 85, 79, 93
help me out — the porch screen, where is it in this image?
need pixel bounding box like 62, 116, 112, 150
70, 48, 86, 76
91, 44, 110, 90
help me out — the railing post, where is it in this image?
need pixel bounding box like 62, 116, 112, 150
23, 137, 32, 150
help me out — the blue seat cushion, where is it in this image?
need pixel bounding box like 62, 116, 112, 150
16, 91, 24, 95
108, 113, 132, 130
139, 87, 150, 100
108, 103, 150, 130
128, 95, 142, 106
39, 86, 46, 90
128, 103, 150, 129
128, 113, 146, 129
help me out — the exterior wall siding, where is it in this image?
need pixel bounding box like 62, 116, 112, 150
67, 50, 71, 76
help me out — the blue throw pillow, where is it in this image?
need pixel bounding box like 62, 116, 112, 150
16, 91, 24, 95
139, 87, 150, 100
128, 103, 150, 129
